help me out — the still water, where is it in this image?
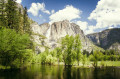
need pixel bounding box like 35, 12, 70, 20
0, 65, 120, 79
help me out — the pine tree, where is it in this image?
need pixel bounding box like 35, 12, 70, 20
6, 0, 19, 31
0, 0, 7, 27
23, 7, 30, 34
18, 8, 24, 33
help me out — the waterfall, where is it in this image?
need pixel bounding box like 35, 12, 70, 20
46, 24, 52, 40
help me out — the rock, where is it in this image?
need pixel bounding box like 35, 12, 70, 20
87, 28, 120, 52
31, 22, 50, 35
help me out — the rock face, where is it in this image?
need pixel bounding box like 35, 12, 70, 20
31, 20, 103, 53
30, 22, 50, 53
87, 28, 120, 52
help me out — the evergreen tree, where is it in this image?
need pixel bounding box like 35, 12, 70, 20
18, 8, 24, 33
23, 7, 30, 34
0, 0, 7, 27
6, 0, 19, 31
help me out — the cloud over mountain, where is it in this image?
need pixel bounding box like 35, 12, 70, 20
88, 0, 120, 29
49, 5, 82, 23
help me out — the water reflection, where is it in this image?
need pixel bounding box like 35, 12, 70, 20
0, 65, 120, 79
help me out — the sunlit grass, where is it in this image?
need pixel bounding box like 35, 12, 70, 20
98, 61, 120, 66
53, 61, 120, 67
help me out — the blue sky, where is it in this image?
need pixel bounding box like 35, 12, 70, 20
16, 0, 120, 34
21, 0, 99, 24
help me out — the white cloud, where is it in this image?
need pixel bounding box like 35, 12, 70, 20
28, 3, 50, 16
51, 10, 55, 14
76, 21, 95, 34
76, 21, 88, 31
49, 5, 82, 23
85, 26, 96, 34
88, 0, 120, 29
16, 0, 22, 4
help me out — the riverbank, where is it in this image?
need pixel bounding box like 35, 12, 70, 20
0, 61, 120, 69
42, 61, 120, 68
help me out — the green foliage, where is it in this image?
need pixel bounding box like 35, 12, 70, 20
83, 50, 90, 57
104, 49, 118, 55
61, 35, 76, 65
0, 0, 31, 34
89, 51, 103, 67
6, 0, 19, 31
46, 55, 57, 65
0, 0, 7, 27
40, 52, 47, 64
74, 34, 82, 66
23, 7, 31, 34
18, 8, 24, 33
55, 47, 63, 63
36, 49, 58, 65
101, 50, 120, 61
61, 35, 82, 66
82, 55, 87, 66
0, 28, 33, 68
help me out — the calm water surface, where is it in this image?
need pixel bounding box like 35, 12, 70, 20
0, 65, 120, 79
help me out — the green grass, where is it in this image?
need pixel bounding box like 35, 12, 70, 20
98, 61, 120, 67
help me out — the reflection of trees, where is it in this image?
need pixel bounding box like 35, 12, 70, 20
1, 65, 120, 79
63, 67, 93, 79
63, 66, 72, 79
57, 66, 63, 79
92, 67, 120, 79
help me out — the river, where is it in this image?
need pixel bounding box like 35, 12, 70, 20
0, 65, 120, 79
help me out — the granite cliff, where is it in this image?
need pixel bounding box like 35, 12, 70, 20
31, 20, 103, 53
87, 28, 120, 52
